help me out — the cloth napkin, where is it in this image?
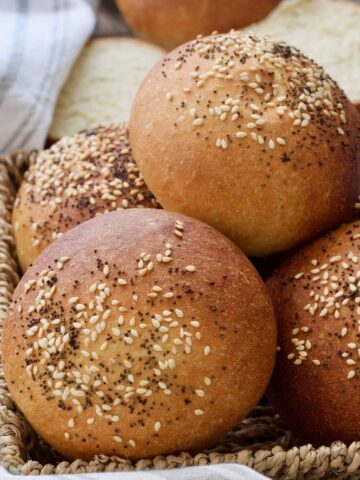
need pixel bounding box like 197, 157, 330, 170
0, 1, 268, 478
0, 0, 97, 154
0, 464, 268, 479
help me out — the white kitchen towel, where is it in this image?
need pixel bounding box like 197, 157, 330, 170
0, 464, 268, 479
0, 0, 97, 154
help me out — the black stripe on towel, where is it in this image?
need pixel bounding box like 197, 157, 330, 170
3, 0, 65, 151
0, 0, 29, 108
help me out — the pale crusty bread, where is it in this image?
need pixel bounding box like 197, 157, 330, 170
3, 209, 276, 460
246, 0, 360, 109
267, 220, 360, 445
48, 38, 165, 141
129, 31, 360, 258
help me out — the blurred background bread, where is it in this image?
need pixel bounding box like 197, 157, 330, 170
267, 221, 360, 445
246, 0, 360, 110
13, 124, 159, 272
48, 37, 165, 142
130, 31, 360, 258
115, 0, 281, 50
4, 208, 277, 460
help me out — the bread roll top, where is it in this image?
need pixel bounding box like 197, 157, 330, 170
13, 124, 159, 272
267, 220, 360, 444
130, 31, 360, 256
4, 209, 276, 460
116, 0, 281, 49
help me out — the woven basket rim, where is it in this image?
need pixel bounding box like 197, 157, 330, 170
0, 151, 359, 479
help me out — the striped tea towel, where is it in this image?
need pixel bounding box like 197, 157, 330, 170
0, 464, 269, 480
0, 0, 97, 154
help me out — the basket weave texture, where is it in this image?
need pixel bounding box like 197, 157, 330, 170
0, 152, 359, 479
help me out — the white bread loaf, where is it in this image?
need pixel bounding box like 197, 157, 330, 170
246, 0, 360, 108
48, 38, 165, 141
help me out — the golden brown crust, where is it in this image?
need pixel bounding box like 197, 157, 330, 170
3, 209, 276, 460
116, 0, 281, 50
266, 221, 360, 445
129, 31, 360, 257
13, 124, 159, 272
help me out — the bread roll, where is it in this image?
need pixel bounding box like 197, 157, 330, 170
3, 209, 276, 460
129, 31, 360, 257
116, 0, 281, 50
267, 221, 360, 445
246, 0, 360, 110
13, 124, 159, 272
49, 38, 165, 141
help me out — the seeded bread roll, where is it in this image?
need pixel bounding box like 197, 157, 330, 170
266, 221, 360, 445
115, 0, 281, 50
13, 124, 159, 272
129, 32, 360, 257
3, 209, 276, 460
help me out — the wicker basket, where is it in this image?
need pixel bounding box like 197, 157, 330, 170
0, 152, 359, 479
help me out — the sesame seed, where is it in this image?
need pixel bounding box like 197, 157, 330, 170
194, 409, 204, 416
68, 297, 79, 304
193, 118, 204, 127
236, 131, 247, 138
185, 265, 196, 272
204, 376, 211, 385
112, 327, 120, 336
